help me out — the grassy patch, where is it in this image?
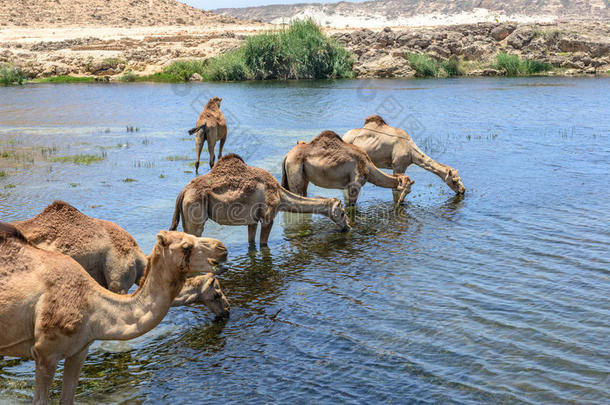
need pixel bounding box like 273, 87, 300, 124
495, 53, 553, 76
0, 64, 25, 85
123, 178, 137, 183
120, 70, 138, 82
204, 48, 250, 81
50, 153, 106, 165
408, 54, 465, 78
166, 155, 190, 161
0, 171, 7, 178
33, 76, 95, 83
3, 184, 16, 189
103, 58, 125, 68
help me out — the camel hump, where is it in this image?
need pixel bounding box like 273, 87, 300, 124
311, 130, 343, 143
216, 153, 244, 165
364, 115, 387, 126
0, 222, 28, 243
297, 140, 306, 145
43, 200, 81, 215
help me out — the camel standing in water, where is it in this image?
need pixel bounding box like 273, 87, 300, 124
188, 96, 227, 174
12, 201, 229, 318
282, 131, 414, 206
343, 115, 465, 198
170, 154, 350, 246
0, 223, 228, 405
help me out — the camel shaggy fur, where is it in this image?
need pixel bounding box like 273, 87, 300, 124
281, 131, 415, 206
0, 222, 228, 405
170, 154, 350, 246
12, 201, 229, 318
187, 96, 227, 173
343, 115, 465, 196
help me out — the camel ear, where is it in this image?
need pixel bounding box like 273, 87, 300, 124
156, 231, 169, 246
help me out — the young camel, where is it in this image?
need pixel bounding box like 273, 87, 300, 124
170, 153, 350, 246
281, 131, 415, 206
0, 222, 228, 405
12, 201, 229, 318
187, 96, 227, 174
343, 115, 465, 199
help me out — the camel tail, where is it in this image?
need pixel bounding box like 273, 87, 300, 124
170, 189, 185, 231
281, 155, 289, 190
187, 123, 207, 136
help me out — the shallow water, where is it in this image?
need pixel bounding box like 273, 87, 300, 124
0, 78, 609, 404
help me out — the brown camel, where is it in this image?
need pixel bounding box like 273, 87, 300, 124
187, 96, 227, 174
12, 201, 229, 318
170, 154, 350, 246
0, 222, 228, 405
343, 115, 465, 197
281, 131, 415, 206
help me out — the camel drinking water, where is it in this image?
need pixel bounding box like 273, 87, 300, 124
187, 96, 227, 174
0, 222, 228, 405
343, 115, 465, 199
281, 130, 415, 206
12, 201, 230, 318
170, 154, 350, 246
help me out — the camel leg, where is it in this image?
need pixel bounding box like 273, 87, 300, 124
259, 220, 274, 247
248, 223, 258, 246
208, 141, 216, 169
219, 137, 225, 159
32, 349, 61, 405
195, 131, 205, 175
60, 345, 89, 405
392, 162, 409, 204
344, 176, 364, 207
182, 197, 208, 237
287, 166, 308, 197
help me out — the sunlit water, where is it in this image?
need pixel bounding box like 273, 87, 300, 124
0, 78, 608, 404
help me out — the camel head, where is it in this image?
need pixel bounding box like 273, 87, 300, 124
328, 198, 350, 232
155, 230, 228, 275
395, 175, 415, 204
444, 168, 465, 194
206, 96, 222, 109
197, 274, 231, 320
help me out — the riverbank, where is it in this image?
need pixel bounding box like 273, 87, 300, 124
1, 20, 609, 83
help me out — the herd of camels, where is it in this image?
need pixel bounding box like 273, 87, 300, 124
0, 96, 464, 404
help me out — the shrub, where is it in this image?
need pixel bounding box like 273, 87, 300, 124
0, 64, 24, 85
440, 57, 465, 77
407, 53, 439, 77
495, 53, 553, 76
120, 70, 138, 82
162, 60, 207, 82
203, 48, 250, 81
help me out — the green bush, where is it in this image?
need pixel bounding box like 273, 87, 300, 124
120, 70, 138, 82
0, 64, 24, 85
495, 53, 553, 76
407, 53, 439, 77
207, 18, 354, 81
162, 60, 207, 82
36, 76, 95, 83
440, 57, 465, 77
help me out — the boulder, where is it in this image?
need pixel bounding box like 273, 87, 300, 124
354, 54, 415, 78
189, 72, 203, 81
491, 24, 516, 41
507, 28, 536, 50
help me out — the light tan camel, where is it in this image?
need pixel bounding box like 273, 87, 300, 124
343, 115, 465, 198
281, 131, 415, 206
0, 222, 227, 405
187, 96, 227, 174
11, 201, 229, 318
170, 153, 350, 246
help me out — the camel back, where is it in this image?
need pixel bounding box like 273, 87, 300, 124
304, 131, 369, 174
187, 154, 280, 205
364, 114, 387, 126
197, 99, 226, 128
0, 222, 28, 244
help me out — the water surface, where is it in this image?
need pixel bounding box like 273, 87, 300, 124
0, 78, 609, 404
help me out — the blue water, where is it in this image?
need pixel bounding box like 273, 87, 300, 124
0, 77, 609, 404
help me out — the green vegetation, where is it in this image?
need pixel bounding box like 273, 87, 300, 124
0, 171, 7, 178
102, 58, 125, 68
204, 48, 250, 81
120, 70, 138, 82
495, 53, 553, 76
0, 64, 25, 85
50, 153, 106, 165
407, 54, 465, 78
123, 178, 137, 183
166, 155, 190, 161
3, 184, 16, 189
34, 76, 95, 83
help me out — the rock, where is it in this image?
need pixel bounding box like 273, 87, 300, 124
491, 24, 516, 41
562, 60, 584, 69
354, 54, 414, 78
427, 44, 451, 59
461, 41, 492, 60
189, 72, 203, 81
507, 28, 536, 50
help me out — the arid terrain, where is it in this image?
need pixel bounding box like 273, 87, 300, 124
1, 0, 609, 79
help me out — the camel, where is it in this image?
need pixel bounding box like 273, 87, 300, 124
281, 131, 415, 206
343, 115, 465, 198
12, 201, 229, 318
170, 153, 350, 246
0, 222, 228, 405
187, 96, 227, 174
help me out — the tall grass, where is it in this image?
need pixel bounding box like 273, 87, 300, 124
495, 53, 553, 76
0, 64, 24, 85
408, 54, 465, 78
206, 19, 354, 81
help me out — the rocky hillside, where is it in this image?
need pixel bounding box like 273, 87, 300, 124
0, 0, 239, 27
216, 0, 610, 26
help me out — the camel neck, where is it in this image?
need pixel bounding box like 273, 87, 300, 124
409, 144, 450, 179
279, 189, 333, 216
89, 248, 182, 341
366, 161, 399, 188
